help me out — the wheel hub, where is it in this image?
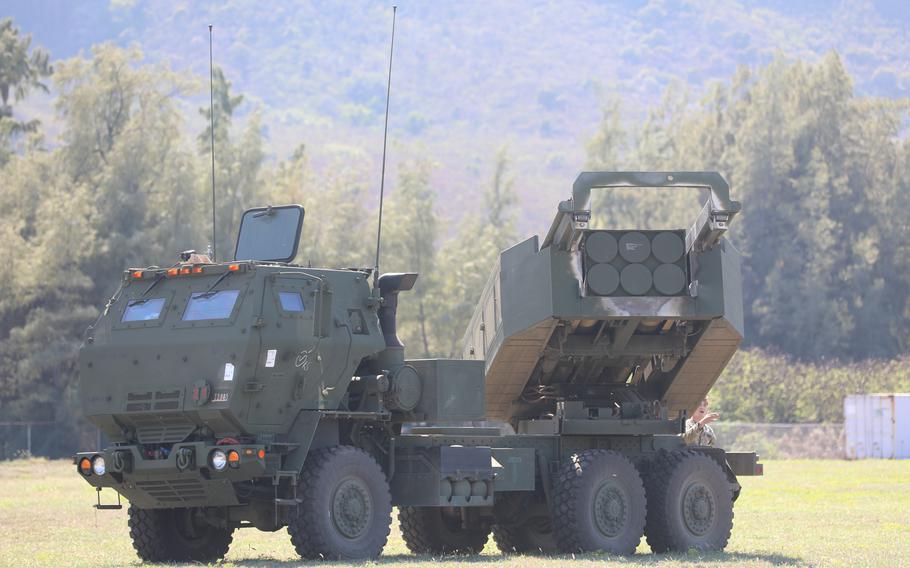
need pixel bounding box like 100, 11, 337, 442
682, 482, 715, 536
592, 482, 628, 537
332, 478, 373, 539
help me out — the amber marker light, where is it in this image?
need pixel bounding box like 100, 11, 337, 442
193, 266, 204, 274
79, 457, 92, 475
243, 448, 254, 457
131, 270, 143, 279
228, 264, 240, 272
179, 267, 191, 275
227, 450, 240, 467
166, 268, 179, 277
257, 449, 266, 459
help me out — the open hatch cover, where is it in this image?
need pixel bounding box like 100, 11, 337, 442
233, 205, 304, 263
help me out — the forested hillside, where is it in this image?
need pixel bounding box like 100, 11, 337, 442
1, 5, 909, 454
6, 1, 910, 231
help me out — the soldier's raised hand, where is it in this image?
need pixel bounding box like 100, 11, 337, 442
700, 412, 720, 426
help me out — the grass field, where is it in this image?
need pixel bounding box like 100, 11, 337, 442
0, 459, 908, 568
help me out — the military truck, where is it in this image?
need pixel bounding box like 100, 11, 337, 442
75, 172, 761, 562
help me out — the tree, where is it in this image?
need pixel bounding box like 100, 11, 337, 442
0, 18, 52, 115
676, 53, 907, 359
0, 44, 200, 454
197, 67, 264, 259
198, 68, 244, 150
0, 18, 52, 165
434, 149, 520, 357
485, 147, 519, 249
585, 97, 627, 171
269, 145, 374, 269
382, 159, 440, 357
583, 52, 910, 360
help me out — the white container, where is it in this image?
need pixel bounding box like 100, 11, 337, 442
844, 394, 910, 459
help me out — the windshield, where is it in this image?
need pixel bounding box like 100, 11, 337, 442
122, 298, 166, 322
182, 290, 241, 321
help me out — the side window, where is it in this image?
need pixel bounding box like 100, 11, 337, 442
182, 290, 241, 321
122, 298, 166, 322
278, 291, 304, 312
272, 277, 316, 325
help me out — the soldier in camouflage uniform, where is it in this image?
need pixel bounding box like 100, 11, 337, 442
684, 397, 718, 446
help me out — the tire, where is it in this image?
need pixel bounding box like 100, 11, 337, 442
399, 506, 490, 555
492, 495, 557, 554
644, 449, 734, 553
551, 449, 646, 555
493, 515, 558, 554
128, 505, 233, 562
287, 446, 392, 560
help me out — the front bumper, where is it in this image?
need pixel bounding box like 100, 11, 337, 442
75, 442, 267, 509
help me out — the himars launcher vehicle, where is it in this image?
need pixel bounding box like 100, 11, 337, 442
75, 172, 762, 561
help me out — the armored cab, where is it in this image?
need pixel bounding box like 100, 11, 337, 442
463, 172, 743, 426
81, 206, 382, 441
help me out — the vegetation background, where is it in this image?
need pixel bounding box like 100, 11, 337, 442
1, 0, 910, 456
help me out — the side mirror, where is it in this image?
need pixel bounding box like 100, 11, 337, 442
234, 205, 305, 263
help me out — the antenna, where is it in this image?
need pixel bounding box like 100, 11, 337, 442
373, 5, 397, 289
208, 24, 218, 262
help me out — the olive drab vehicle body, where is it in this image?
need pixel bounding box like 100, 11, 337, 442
76, 173, 761, 562
463, 172, 745, 425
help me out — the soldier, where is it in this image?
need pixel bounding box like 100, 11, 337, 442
684, 397, 719, 446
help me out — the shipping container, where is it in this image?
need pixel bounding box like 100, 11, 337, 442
844, 394, 910, 459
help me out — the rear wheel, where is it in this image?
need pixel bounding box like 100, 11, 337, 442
128, 506, 233, 562
644, 450, 734, 553
551, 449, 646, 555
399, 506, 490, 555
493, 515, 557, 554
493, 496, 557, 554
287, 446, 392, 560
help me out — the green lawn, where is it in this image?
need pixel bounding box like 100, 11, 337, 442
0, 459, 908, 568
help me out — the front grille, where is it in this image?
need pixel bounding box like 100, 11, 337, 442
125, 389, 184, 412
134, 479, 206, 504
129, 413, 196, 444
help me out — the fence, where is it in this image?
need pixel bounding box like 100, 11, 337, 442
0, 421, 103, 460
1, 420, 845, 460
713, 422, 844, 459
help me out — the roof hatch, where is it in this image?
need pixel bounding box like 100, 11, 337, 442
233, 204, 304, 263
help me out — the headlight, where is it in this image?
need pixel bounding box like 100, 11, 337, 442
210, 450, 227, 471
92, 456, 106, 476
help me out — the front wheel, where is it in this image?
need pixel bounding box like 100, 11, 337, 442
287, 446, 392, 560
128, 506, 233, 562
644, 449, 734, 553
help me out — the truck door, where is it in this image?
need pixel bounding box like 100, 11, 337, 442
247, 273, 326, 426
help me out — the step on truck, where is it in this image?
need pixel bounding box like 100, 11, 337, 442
75, 171, 762, 561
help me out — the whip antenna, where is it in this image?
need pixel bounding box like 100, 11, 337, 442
373, 5, 397, 289
208, 24, 218, 261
